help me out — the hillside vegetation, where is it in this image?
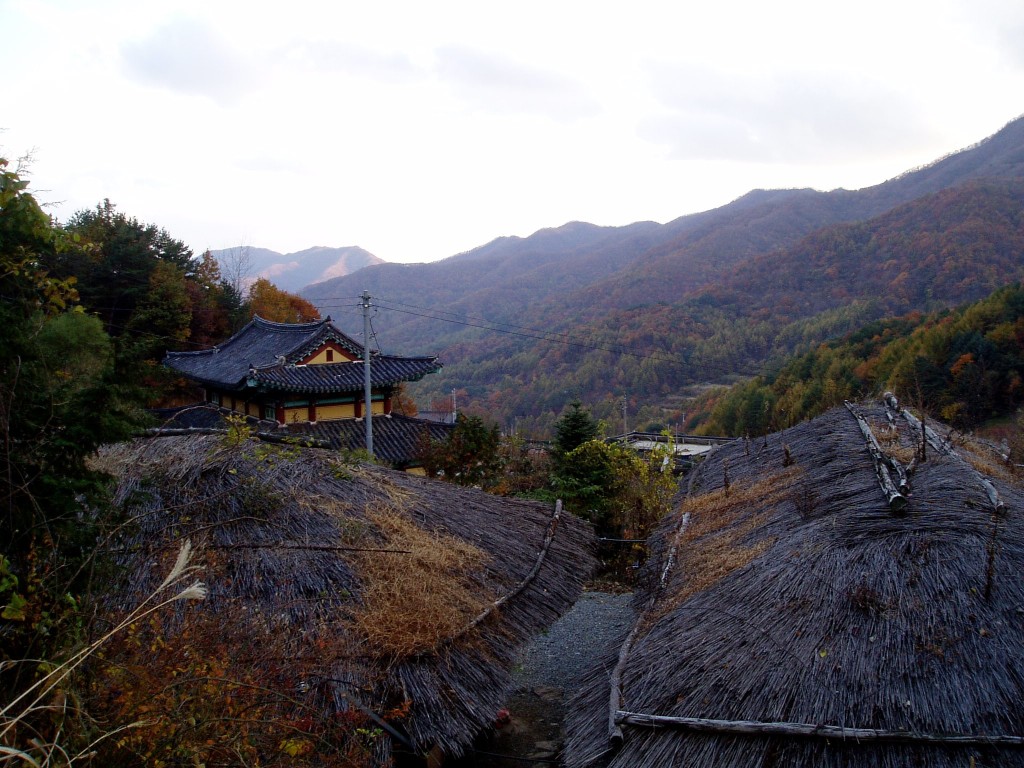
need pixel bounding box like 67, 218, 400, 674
692, 284, 1024, 436
301, 117, 1024, 435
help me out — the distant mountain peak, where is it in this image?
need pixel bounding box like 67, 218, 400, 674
210, 245, 384, 293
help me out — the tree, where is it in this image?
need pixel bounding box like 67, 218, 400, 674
0, 160, 148, 744
390, 382, 419, 417
124, 260, 193, 360
552, 399, 599, 460
418, 414, 502, 487
186, 250, 233, 346
554, 439, 677, 564
58, 199, 194, 339
248, 277, 320, 323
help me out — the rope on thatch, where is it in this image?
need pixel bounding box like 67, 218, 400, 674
607, 471, 701, 749
144, 427, 229, 437
142, 426, 331, 448
210, 543, 414, 554
442, 500, 564, 644
614, 711, 1024, 746
899, 407, 1007, 515
658, 458, 705, 590
845, 401, 908, 513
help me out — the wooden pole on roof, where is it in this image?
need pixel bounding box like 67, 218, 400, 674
362, 290, 374, 457
845, 401, 907, 513
614, 711, 1024, 746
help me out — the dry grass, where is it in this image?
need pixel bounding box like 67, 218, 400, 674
959, 439, 1020, 485
648, 468, 800, 627
870, 423, 917, 464
350, 507, 493, 659
343, 462, 416, 510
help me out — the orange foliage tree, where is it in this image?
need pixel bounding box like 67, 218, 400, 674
248, 278, 321, 323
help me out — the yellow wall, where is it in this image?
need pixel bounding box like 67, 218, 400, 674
283, 401, 383, 422
317, 402, 356, 420
285, 407, 307, 423
305, 346, 356, 364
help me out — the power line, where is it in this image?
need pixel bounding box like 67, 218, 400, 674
373, 301, 693, 368
315, 293, 642, 352
320, 294, 778, 381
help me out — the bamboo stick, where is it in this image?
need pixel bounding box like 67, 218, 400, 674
615, 711, 1024, 746
608, 623, 642, 749
608, 473, 700, 748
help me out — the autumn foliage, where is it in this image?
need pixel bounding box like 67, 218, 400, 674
90, 609, 392, 767
695, 284, 1024, 434
248, 277, 321, 323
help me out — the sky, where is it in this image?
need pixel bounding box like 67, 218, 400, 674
3, 0, 1024, 265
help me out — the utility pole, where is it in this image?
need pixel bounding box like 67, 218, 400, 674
361, 290, 373, 457
622, 397, 628, 435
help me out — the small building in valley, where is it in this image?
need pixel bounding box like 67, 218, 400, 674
162, 316, 449, 468
165, 315, 442, 424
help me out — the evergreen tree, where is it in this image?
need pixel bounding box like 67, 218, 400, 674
57, 199, 194, 339
1, 159, 147, 688
552, 399, 599, 460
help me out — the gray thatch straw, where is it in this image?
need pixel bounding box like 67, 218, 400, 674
565, 399, 1024, 768
95, 433, 596, 762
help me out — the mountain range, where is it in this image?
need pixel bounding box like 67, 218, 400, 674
209, 245, 383, 294
293, 115, 1024, 434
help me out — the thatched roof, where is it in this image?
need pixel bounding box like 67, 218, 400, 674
94, 433, 596, 763
565, 398, 1024, 768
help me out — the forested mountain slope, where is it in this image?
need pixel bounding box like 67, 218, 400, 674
301, 116, 1024, 433
692, 283, 1024, 436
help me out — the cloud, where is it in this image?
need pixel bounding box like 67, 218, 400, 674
954, 0, 1024, 70
434, 45, 600, 121
233, 154, 311, 175
297, 40, 421, 83
120, 16, 259, 104
638, 62, 935, 164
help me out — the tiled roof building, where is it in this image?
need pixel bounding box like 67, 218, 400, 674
162, 316, 448, 468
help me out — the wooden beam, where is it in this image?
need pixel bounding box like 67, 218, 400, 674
615, 711, 1024, 746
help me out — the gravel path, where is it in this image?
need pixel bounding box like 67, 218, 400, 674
515, 590, 636, 694
452, 590, 635, 766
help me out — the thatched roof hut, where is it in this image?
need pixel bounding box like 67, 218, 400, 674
93, 432, 596, 765
565, 397, 1024, 768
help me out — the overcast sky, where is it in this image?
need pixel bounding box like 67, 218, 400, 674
3, 0, 1023, 264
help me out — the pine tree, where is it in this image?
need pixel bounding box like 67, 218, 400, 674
552, 399, 599, 459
